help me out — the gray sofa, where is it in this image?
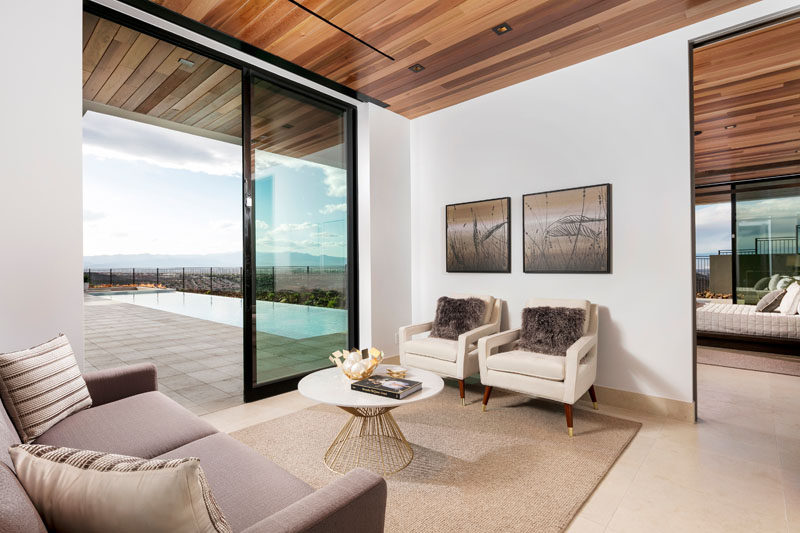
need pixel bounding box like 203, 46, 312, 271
0, 363, 387, 532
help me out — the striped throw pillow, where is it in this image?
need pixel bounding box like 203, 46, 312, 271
0, 334, 92, 442
10, 444, 232, 533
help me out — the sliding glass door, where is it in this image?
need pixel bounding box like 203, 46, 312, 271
244, 72, 356, 400
734, 178, 800, 304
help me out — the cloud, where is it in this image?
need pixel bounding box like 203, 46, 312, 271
254, 150, 346, 197
319, 203, 347, 215
209, 219, 239, 232
82, 111, 241, 177
83, 209, 105, 222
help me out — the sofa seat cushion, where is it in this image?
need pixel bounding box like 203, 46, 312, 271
487, 350, 566, 381
35, 391, 217, 459
157, 433, 314, 533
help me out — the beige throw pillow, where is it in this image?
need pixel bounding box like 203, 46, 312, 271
9, 444, 232, 533
0, 334, 91, 443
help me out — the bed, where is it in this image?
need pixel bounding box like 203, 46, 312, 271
697, 302, 800, 338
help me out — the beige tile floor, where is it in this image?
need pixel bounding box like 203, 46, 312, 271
201, 361, 800, 532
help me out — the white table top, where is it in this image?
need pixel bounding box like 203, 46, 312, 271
297, 364, 444, 408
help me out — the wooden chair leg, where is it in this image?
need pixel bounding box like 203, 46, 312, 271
458, 379, 465, 406
588, 385, 598, 410
482, 386, 493, 412
564, 403, 574, 437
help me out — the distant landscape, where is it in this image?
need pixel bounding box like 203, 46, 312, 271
83, 251, 346, 269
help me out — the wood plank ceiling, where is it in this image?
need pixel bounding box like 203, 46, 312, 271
149, 0, 757, 118
693, 16, 800, 187
83, 12, 343, 161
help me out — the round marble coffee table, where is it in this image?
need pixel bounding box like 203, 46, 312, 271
298, 364, 444, 476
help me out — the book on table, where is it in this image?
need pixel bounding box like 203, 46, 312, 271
351, 374, 422, 400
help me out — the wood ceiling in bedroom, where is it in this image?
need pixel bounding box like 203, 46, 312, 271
148, 0, 757, 118
693, 16, 800, 187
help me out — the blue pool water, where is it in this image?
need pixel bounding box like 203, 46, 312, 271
98, 291, 346, 339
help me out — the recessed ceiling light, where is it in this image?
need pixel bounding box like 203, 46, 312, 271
409, 63, 425, 73
492, 22, 512, 35
694, 130, 702, 136
724, 124, 736, 130
282, 123, 294, 129
178, 58, 195, 68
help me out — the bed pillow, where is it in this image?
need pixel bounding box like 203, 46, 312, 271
777, 282, 800, 315
767, 273, 783, 291
519, 306, 586, 356
755, 289, 785, 313
430, 297, 485, 340
753, 276, 771, 291
9, 444, 231, 533
0, 334, 91, 443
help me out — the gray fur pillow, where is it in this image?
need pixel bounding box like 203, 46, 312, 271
430, 297, 486, 340
519, 306, 586, 356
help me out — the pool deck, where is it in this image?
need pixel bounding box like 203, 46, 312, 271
83, 294, 343, 415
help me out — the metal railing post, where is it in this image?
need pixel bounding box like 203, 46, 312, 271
132, 268, 135, 286
156, 268, 159, 287
210, 267, 213, 293
182, 267, 185, 291
272, 266, 275, 292
88, 268, 91, 286
109, 268, 113, 286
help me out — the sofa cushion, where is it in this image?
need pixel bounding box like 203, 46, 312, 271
768, 273, 783, 291
403, 337, 459, 362
10, 444, 231, 533
35, 391, 217, 459
486, 350, 566, 381
0, 334, 92, 443
778, 281, 800, 315
0, 462, 47, 533
431, 297, 485, 340
157, 433, 314, 533
755, 289, 786, 313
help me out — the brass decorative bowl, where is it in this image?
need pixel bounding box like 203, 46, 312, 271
385, 367, 408, 379
330, 347, 384, 380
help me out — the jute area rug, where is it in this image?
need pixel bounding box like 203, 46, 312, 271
231, 382, 640, 533
698, 347, 800, 377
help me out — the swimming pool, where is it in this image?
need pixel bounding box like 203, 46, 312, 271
97, 291, 346, 340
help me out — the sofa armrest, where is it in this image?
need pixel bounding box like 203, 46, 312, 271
399, 321, 433, 343
240, 468, 387, 533
478, 329, 520, 377
83, 363, 158, 407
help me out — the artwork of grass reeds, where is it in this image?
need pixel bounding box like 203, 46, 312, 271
446, 197, 510, 272
523, 184, 610, 273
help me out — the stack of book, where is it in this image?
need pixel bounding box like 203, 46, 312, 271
351, 374, 422, 399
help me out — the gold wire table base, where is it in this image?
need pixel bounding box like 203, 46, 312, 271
324, 406, 413, 476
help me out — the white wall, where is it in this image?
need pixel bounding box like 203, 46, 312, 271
368, 105, 411, 352
409, 0, 799, 404
0, 1, 85, 363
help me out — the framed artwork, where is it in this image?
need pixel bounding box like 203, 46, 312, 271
446, 197, 511, 273
523, 184, 611, 273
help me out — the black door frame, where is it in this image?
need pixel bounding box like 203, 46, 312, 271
243, 69, 359, 402
84, 1, 360, 403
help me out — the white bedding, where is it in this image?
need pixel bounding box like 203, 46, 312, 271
696, 302, 800, 339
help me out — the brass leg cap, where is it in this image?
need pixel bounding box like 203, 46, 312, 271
461, 398, 466, 407
568, 427, 574, 437
593, 402, 599, 410
481, 404, 487, 412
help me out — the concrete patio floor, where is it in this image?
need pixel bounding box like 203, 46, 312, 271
83, 294, 344, 415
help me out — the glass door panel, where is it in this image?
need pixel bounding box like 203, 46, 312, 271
734, 178, 800, 304
246, 75, 353, 396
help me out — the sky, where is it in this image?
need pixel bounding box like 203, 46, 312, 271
695, 198, 800, 256
82, 112, 347, 263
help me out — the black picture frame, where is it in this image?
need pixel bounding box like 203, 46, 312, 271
445, 197, 511, 273
522, 184, 611, 274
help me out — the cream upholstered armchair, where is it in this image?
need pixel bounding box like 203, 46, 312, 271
477, 298, 598, 437
399, 295, 503, 405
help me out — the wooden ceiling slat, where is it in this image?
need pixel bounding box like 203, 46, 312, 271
106, 40, 176, 108
83, 18, 119, 84
83, 12, 100, 49
94, 33, 159, 105
693, 16, 800, 183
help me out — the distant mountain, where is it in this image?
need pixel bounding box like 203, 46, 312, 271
83, 251, 346, 269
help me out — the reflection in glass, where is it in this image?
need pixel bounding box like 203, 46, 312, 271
250, 78, 349, 386
735, 178, 800, 304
